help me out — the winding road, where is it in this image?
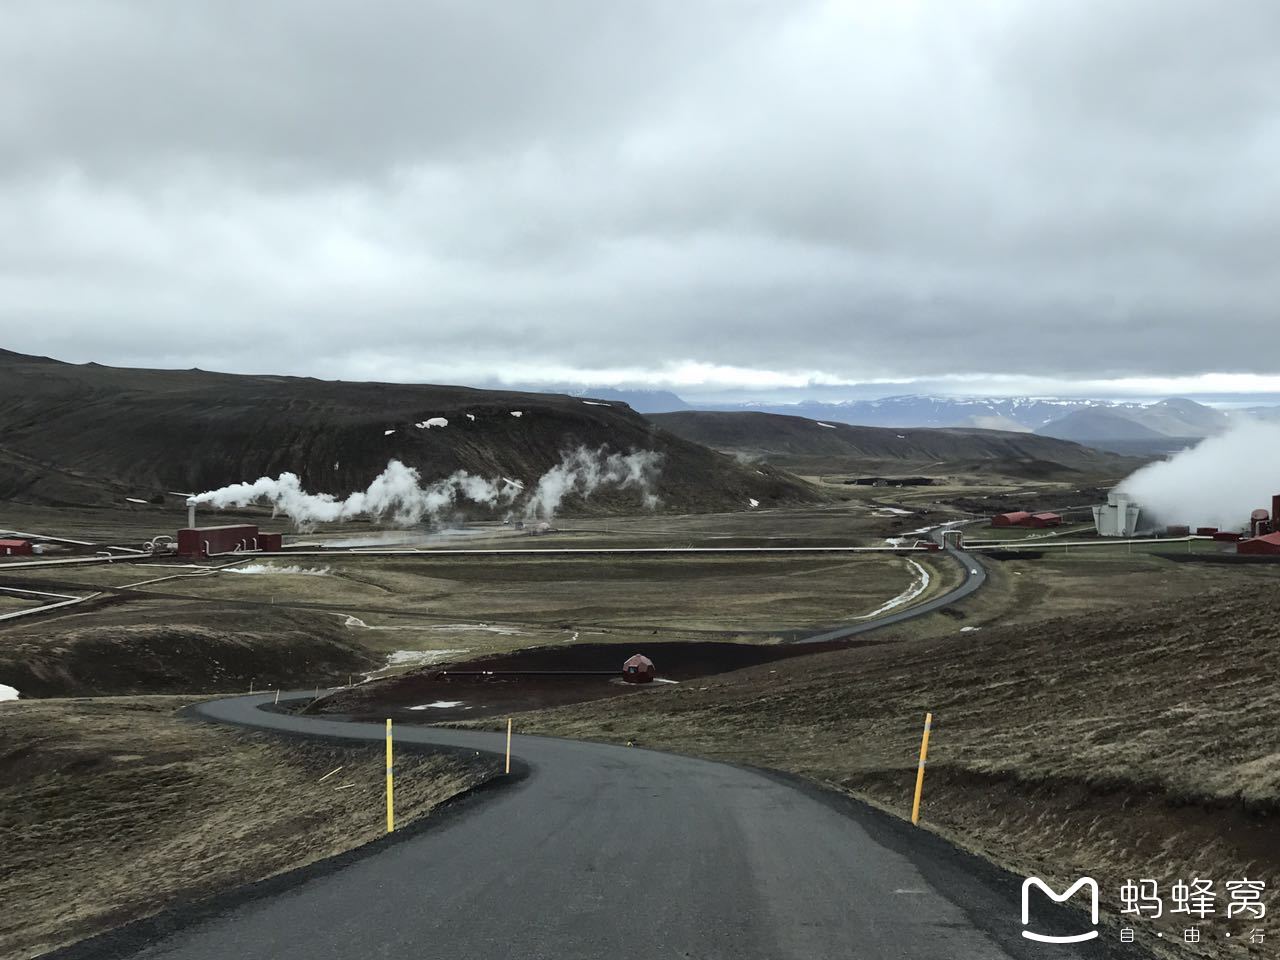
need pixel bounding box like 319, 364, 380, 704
798, 526, 986, 643
54, 696, 1136, 960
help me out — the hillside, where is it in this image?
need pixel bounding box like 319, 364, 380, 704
647, 410, 1143, 476
1034, 408, 1168, 444
498, 585, 1278, 955
0, 351, 817, 513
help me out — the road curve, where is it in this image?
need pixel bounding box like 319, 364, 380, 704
797, 524, 987, 643
51, 694, 1140, 960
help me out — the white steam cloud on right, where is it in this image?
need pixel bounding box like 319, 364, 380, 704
1118, 420, 1280, 530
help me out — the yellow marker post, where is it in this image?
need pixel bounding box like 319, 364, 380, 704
910, 712, 932, 826
385, 719, 395, 833
505, 718, 513, 774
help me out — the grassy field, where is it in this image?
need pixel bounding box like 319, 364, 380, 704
0, 603, 376, 698
1, 535, 959, 696
486, 582, 1279, 959
0, 696, 499, 960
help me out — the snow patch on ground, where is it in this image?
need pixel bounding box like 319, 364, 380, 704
581, 401, 610, 406
409, 701, 465, 710
427, 623, 525, 636
748, 498, 760, 508
960, 626, 981, 632
816, 422, 837, 429
896, 434, 906, 439
416, 417, 448, 429
226, 564, 330, 576
884, 525, 937, 546
857, 558, 930, 620
0, 683, 18, 701
342, 616, 426, 631
874, 507, 913, 516
510, 410, 523, 417
383, 429, 396, 436
386, 649, 470, 667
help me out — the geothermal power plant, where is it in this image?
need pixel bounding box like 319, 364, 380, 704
1089, 491, 1280, 554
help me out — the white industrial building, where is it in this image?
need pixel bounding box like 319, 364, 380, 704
1094, 493, 1142, 537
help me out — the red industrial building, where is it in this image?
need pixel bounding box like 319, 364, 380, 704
1027, 512, 1063, 528
177, 524, 283, 558
992, 511, 1032, 527
0, 538, 33, 556
1196, 526, 1219, 536
622, 654, 656, 684
1238, 532, 1280, 556
1237, 495, 1280, 554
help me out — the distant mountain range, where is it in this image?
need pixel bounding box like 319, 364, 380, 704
515, 388, 1280, 447
653, 395, 1278, 455
648, 410, 1146, 481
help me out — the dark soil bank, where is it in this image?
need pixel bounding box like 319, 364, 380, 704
313, 638, 869, 722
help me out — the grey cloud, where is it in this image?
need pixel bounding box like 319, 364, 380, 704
2, 0, 1278, 389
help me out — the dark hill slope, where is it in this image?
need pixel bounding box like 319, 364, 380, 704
0, 352, 817, 512
648, 410, 1143, 476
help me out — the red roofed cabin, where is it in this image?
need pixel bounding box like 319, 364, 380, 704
177, 525, 283, 558
992, 511, 1032, 527
1027, 513, 1063, 528
0, 538, 33, 556
622, 654, 656, 684
1238, 532, 1280, 556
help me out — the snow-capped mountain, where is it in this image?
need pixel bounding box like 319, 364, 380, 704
715, 395, 1130, 431
703, 395, 1241, 453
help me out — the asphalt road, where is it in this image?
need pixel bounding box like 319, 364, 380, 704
53, 694, 1145, 960
798, 524, 987, 643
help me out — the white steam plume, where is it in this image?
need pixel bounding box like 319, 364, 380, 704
522, 447, 662, 521
189, 447, 662, 528
189, 460, 520, 528
1117, 420, 1280, 530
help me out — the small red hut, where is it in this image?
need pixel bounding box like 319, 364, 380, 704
622, 654, 656, 684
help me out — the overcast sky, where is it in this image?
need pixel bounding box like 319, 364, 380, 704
3, 0, 1278, 400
